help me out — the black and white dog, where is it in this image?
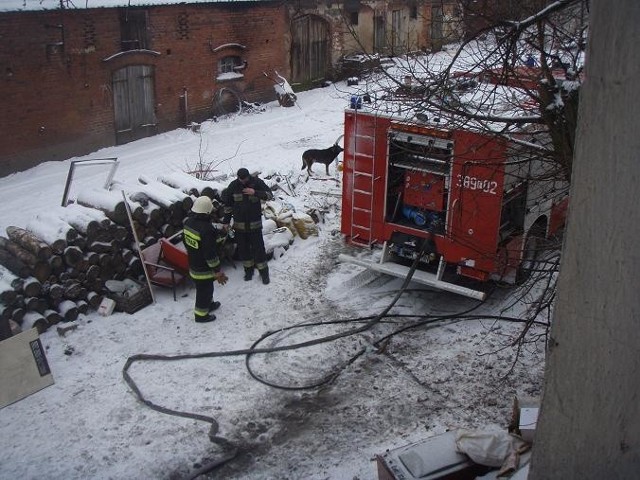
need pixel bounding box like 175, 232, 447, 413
301, 137, 344, 175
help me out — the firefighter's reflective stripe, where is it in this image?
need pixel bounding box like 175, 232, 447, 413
189, 269, 216, 280
194, 306, 209, 318
234, 220, 263, 231
241, 260, 266, 269
183, 227, 201, 250
207, 257, 221, 269
231, 193, 260, 203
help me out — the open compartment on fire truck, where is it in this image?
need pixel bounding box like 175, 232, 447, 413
385, 129, 452, 235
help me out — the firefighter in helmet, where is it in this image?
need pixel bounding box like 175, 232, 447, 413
221, 168, 274, 284
184, 196, 228, 323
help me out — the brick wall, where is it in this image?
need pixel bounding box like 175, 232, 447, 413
0, 2, 288, 176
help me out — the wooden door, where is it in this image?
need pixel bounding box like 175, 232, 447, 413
291, 15, 330, 84
112, 65, 157, 144
431, 6, 444, 52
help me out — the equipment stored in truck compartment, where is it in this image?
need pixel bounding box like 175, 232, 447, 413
339, 109, 569, 299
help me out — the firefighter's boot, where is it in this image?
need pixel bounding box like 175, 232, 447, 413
259, 267, 270, 285
244, 267, 254, 281
195, 313, 216, 323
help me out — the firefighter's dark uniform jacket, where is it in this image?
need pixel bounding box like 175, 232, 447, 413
183, 213, 222, 280
221, 176, 273, 231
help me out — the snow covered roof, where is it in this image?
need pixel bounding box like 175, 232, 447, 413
1, 0, 275, 13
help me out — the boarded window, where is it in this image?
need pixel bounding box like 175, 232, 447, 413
119, 9, 149, 51
350, 12, 359, 25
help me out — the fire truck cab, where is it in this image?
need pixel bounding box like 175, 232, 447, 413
339, 109, 568, 300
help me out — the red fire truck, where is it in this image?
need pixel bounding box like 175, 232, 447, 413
338, 109, 569, 300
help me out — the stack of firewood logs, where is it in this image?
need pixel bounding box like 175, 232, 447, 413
0, 172, 227, 339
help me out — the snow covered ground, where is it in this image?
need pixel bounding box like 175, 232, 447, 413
0, 55, 547, 479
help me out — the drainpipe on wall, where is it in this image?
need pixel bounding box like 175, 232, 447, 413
181, 86, 189, 127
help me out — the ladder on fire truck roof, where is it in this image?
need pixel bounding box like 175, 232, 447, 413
348, 109, 377, 246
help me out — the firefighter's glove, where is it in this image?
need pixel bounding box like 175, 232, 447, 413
215, 271, 229, 285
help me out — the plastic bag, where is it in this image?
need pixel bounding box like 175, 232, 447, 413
455, 429, 527, 467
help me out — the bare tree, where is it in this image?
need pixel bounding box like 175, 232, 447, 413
339, 0, 589, 348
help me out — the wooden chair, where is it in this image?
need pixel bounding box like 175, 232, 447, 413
140, 240, 187, 301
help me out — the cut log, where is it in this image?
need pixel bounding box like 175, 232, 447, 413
1, 302, 14, 321
32, 261, 53, 283
22, 311, 49, 334
11, 307, 25, 324
27, 215, 78, 242
10, 277, 42, 298
99, 263, 115, 281
58, 203, 110, 238
131, 208, 149, 225
69, 236, 88, 250
158, 171, 225, 196
85, 251, 100, 265
63, 246, 84, 268
43, 309, 63, 325
108, 224, 130, 243
83, 278, 104, 293
0, 238, 52, 281
0, 249, 30, 278
0, 289, 17, 304
50, 254, 65, 273
200, 186, 221, 200
47, 296, 62, 309
45, 283, 64, 300
127, 256, 142, 277
135, 176, 187, 209
25, 296, 47, 314
76, 189, 130, 225
88, 240, 117, 254
163, 224, 182, 239
6, 226, 52, 261
145, 205, 164, 226
0, 236, 38, 267
86, 291, 103, 309
67, 217, 102, 238
0, 266, 20, 302
57, 300, 79, 322
129, 191, 149, 207
63, 282, 83, 300
85, 264, 100, 281
28, 214, 78, 243
76, 300, 89, 315
182, 196, 194, 213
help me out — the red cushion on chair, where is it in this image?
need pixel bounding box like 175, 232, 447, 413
160, 239, 189, 274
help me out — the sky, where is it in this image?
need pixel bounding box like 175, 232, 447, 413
0, 52, 544, 480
